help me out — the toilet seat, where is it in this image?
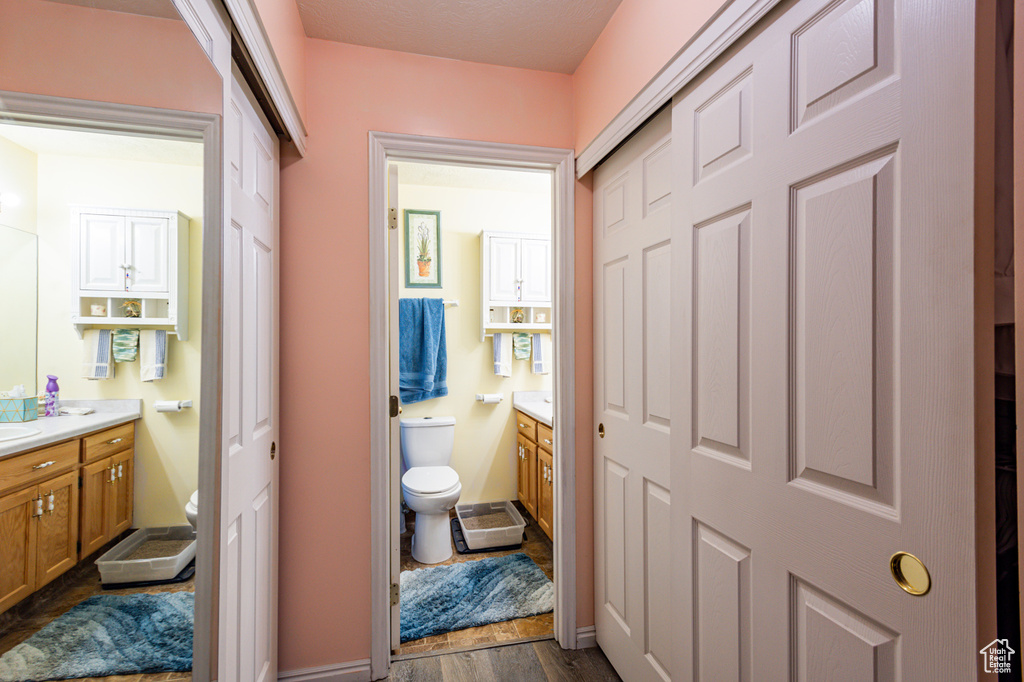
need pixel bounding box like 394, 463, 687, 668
402, 466, 459, 496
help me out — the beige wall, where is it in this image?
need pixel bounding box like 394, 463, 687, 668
398, 180, 552, 504
35, 153, 203, 528
0, 135, 38, 234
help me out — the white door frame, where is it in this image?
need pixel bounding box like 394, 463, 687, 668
368, 131, 576, 679
0, 90, 222, 682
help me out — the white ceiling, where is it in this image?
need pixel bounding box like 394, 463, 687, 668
0, 124, 204, 167
298, 0, 622, 74
40, 0, 181, 20
393, 161, 550, 193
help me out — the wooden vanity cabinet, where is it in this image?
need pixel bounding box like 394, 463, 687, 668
537, 448, 553, 539
0, 421, 135, 615
515, 409, 554, 540
80, 426, 135, 560
0, 440, 81, 613
516, 433, 537, 518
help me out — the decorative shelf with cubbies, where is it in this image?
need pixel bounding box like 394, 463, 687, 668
71, 207, 190, 341
480, 231, 552, 341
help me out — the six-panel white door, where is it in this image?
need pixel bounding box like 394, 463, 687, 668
670, 0, 978, 678
219, 69, 280, 682
594, 106, 674, 682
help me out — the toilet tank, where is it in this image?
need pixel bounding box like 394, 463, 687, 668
400, 416, 456, 467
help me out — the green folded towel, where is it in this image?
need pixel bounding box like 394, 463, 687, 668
113, 329, 140, 362
513, 332, 531, 360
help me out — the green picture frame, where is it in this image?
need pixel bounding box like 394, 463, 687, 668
404, 209, 442, 288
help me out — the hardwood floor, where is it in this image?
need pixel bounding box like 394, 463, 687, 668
389, 639, 621, 681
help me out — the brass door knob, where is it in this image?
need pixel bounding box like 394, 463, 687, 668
270, 442, 277, 460
598, 423, 605, 438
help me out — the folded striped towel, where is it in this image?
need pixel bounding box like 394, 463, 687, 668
532, 333, 551, 375
492, 333, 511, 377
140, 330, 168, 381
82, 329, 114, 380
112, 329, 140, 362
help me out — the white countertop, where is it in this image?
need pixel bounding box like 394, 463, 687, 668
0, 399, 141, 459
513, 391, 553, 427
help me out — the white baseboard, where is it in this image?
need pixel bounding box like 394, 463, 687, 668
576, 625, 597, 649
278, 659, 371, 682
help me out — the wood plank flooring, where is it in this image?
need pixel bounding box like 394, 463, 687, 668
389, 640, 621, 682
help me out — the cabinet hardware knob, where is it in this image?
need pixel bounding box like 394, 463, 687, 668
32, 460, 56, 470
598, 423, 605, 438
544, 439, 552, 445
270, 441, 277, 460
519, 423, 528, 428
46, 491, 54, 514
106, 438, 123, 445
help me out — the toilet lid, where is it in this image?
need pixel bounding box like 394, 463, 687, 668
402, 466, 459, 494
189, 490, 199, 507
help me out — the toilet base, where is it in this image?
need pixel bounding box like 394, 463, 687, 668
411, 511, 453, 564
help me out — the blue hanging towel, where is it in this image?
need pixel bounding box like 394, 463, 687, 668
399, 298, 448, 404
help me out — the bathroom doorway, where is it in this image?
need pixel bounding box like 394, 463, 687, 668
368, 133, 577, 678
0, 99, 219, 681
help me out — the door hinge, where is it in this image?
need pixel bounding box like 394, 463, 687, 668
390, 583, 400, 606
388, 207, 398, 230
390, 395, 400, 418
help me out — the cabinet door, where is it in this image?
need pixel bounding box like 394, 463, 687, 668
519, 238, 551, 304
0, 487, 38, 613
516, 435, 530, 511
126, 216, 169, 292
80, 214, 126, 291
488, 236, 520, 303
36, 470, 79, 589
522, 438, 538, 519
537, 448, 553, 540
108, 450, 133, 537
80, 457, 112, 559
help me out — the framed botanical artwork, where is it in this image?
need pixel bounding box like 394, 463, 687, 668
404, 209, 442, 288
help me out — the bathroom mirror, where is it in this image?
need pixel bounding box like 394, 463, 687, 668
0, 225, 38, 396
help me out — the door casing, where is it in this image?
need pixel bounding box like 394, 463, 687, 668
368, 132, 576, 679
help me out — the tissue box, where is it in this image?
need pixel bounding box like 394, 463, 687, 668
0, 397, 38, 422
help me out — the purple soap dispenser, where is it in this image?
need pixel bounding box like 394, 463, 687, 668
44, 375, 59, 417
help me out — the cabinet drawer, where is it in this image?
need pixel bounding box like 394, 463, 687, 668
82, 423, 134, 463
537, 423, 554, 453
0, 441, 79, 496
516, 412, 537, 442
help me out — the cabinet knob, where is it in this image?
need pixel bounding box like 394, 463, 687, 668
106, 437, 123, 445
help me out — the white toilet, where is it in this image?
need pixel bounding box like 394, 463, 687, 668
185, 490, 199, 532
400, 416, 461, 564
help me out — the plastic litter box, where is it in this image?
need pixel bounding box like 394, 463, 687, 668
455, 501, 526, 550
96, 525, 197, 584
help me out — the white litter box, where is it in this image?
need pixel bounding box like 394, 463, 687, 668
96, 525, 197, 584
455, 501, 526, 550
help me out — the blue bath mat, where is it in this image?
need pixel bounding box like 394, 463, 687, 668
400, 552, 553, 642
0, 592, 193, 681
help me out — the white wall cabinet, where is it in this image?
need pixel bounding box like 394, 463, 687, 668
480, 231, 552, 340
72, 207, 190, 340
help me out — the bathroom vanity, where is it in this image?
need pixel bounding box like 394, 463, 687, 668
513, 393, 554, 540
0, 406, 139, 614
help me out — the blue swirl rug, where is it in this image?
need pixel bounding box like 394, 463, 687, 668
0, 592, 193, 681
400, 552, 553, 642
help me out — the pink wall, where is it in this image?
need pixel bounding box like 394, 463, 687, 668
0, 0, 220, 115
572, 0, 722, 151
277, 39, 587, 669
252, 0, 308, 126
